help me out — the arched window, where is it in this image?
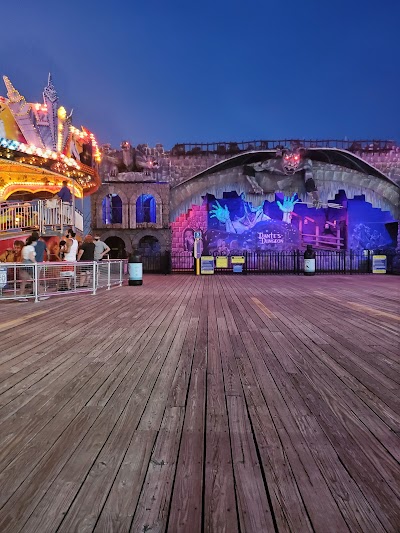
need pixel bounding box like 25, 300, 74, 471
102, 194, 122, 224
136, 194, 156, 223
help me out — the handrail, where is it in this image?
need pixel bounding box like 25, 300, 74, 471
0, 199, 83, 234
0, 260, 124, 302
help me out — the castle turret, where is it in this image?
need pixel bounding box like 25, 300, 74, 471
43, 73, 59, 151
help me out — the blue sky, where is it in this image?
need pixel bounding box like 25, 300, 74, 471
1, 0, 399, 149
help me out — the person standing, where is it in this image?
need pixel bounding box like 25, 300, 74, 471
19, 234, 37, 301
64, 229, 78, 261
94, 235, 110, 261
60, 229, 78, 290
31, 231, 48, 262
77, 234, 95, 287
31, 231, 49, 294
56, 180, 72, 203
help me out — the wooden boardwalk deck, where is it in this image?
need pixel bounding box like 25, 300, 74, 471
0, 274, 399, 533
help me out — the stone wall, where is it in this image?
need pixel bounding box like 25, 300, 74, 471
170, 204, 207, 253
167, 155, 227, 186
94, 227, 171, 255
94, 144, 400, 254
357, 149, 400, 252
91, 175, 171, 253
356, 148, 400, 185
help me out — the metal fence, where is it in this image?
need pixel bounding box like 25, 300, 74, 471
136, 250, 399, 275
0, 199, 83, 234
0, 260, 124, 302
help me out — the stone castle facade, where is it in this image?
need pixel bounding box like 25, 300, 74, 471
91, 146, 229, 256
91, 142, 400, 257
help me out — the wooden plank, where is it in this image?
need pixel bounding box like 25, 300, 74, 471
131, 407, 185, 532
0, 278, 193, 530
227, 395, 276, 532
167, 281, 207, 533
216, 278, 276, 532
23, 279, 195, 533
204, 282, 238, 533
219, 279, 313, 531
93, 279, 202, 532
0, 274, 398, 533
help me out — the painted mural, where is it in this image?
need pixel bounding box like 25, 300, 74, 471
207, 193, 301, 254
170, 190, 396, 255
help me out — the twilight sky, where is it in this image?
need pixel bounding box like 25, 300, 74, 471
1, 0, 399, 149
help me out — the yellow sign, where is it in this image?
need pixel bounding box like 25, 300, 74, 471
216, 256, 228, 268
231, 256, 245, 264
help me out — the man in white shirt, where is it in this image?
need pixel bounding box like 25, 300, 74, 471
94, 235, 111, 261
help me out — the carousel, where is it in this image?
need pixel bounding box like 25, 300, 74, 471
0, 74, 101, 236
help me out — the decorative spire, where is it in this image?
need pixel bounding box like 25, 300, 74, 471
43, 72, 57, 102
3, 76, 23, 103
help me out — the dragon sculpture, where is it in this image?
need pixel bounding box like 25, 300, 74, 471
102, 141, 158, 177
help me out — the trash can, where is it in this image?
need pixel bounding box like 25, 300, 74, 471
304, 245, 316, 276
128, 250, 143, 286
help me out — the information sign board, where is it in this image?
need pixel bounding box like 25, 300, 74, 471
200, 256, 215, 274
231, 256, 245, 264
372, 255, 387, 274
216, 256, 228, 268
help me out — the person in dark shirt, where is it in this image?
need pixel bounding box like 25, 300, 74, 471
77, 234, 95, 287
31, 231, 48, 262
56, 180, 72, 203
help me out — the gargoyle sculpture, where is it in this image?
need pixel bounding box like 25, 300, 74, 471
244, 149, 320, 206
102, 141, 158, 177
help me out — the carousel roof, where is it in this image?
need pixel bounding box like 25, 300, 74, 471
0, 74, 101, 197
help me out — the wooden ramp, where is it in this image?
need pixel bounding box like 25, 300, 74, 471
0, 274, 399, 532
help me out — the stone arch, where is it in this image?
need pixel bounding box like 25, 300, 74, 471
93, 229, 128, 251
95, 187, 129, 228
129, 188, 163, 228
104, 235, 128, 259
131, 228, 168, 251
137, 235, 161, 254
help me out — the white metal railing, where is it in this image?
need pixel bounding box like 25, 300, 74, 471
0, 201, 39, 232
0, 200, 83, 234
0, 260, 124, 302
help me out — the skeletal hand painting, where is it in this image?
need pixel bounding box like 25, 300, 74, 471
209, 193, 298, 234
